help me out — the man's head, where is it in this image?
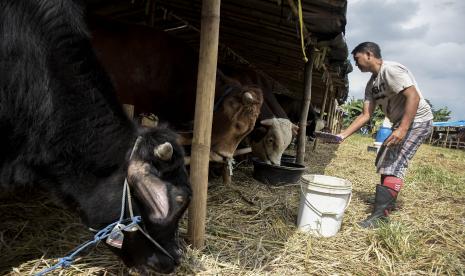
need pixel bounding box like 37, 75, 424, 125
351, 42, 382, 73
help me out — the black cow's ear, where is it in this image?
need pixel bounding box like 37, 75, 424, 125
249, 127, 267, 142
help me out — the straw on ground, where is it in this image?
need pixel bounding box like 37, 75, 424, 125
1, 134, 464, 275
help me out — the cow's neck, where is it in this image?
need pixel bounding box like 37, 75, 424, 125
63, 134, 140, 229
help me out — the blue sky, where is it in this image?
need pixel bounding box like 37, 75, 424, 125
346, 0, 465, 120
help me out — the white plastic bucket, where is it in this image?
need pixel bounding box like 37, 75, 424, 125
373, 141, 382, 153
297, 174, 352, 237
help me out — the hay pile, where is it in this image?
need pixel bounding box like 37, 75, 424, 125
1, 135, 464, 275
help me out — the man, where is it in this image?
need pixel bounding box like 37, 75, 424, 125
337, 42, 433, 228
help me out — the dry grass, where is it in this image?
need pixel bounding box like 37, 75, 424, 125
1, 134, 464, 275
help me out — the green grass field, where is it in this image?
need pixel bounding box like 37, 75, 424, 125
1, 134, 464, 275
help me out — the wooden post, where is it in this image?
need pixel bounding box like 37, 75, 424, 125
334, 109, 340, 133
312, 85, 329, 152
296, 50, 314, 165
188, 0, 221, 248
428, 126, 434, 144
444, 127, 450, 147
327, 94, 334, 131
320, 85, 329, 121
330, 101, 337, 133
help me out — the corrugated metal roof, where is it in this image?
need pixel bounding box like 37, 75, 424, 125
86, 0, 351, 109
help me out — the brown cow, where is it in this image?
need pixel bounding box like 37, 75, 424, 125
89, 18, 263, 163
219, 65, 298, 165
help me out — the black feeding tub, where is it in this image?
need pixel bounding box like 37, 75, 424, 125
252, 156, 306, 186
281, 154, 297, 163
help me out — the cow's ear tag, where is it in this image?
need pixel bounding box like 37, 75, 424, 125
106, 224, 125, 248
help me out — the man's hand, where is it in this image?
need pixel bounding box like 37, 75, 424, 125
335, 134, 345, 144
384, 127, 408, 146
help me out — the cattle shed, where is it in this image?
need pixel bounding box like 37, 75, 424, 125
85, 0, 351, 247
428, 120, 465, 150
87, 0, 351, 113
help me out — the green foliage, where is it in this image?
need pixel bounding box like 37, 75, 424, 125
425, 99, 451, 122
341, 97, 384, 134
433, 107, 452, 122
342, 98, 453, 132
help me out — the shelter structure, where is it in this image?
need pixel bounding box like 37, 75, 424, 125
429, 120, 465, 150
85, 0, 351, 247
87, 0, 351, 121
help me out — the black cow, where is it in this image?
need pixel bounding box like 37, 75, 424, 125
0, 0, 190, 274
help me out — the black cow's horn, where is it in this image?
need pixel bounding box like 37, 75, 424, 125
242, 91, 254, 104
154, 142, 173, 160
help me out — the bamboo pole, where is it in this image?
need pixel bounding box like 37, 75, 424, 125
330, 99, 337, 133
327, 94, 334, 131
296, 50, 314, 165
327, 99, 333, 132
188, 0, 221, 249
312, 84, 330, 152
333, 109, 340, 133
320, 84, 329, 121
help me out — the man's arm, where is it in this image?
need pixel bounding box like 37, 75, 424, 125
384, 86, 420, 146
338, 100, 375, 141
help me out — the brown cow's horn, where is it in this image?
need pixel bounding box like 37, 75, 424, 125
154, 142, 173, 160
242, 91, 254, 104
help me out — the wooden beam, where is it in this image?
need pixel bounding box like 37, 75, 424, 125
296, 50, 314, 165
188, 0, 221, 249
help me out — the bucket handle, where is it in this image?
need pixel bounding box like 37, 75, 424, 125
300, 184, 352, 216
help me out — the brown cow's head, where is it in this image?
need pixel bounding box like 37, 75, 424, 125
112, 128, 191, 274
250, 118, 298, 165
210, 79, 263, 162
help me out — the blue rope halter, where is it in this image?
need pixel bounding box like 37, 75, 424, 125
35, 136, 174, 275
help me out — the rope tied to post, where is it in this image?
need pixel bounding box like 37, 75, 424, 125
297, 0, 308, 63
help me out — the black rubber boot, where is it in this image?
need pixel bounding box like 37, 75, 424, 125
359, 185, 396, 228
365, 194, 397, 210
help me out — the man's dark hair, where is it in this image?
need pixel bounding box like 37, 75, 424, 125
351, 42, 382, 58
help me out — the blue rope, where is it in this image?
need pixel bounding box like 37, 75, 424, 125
35, 216, 141, 276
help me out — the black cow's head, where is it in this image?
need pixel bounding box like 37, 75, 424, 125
114, 127, 191, 274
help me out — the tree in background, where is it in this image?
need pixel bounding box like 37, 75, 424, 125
425, 99, 452, 122
341, 97, 384, 134
342, 98, 452, 134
